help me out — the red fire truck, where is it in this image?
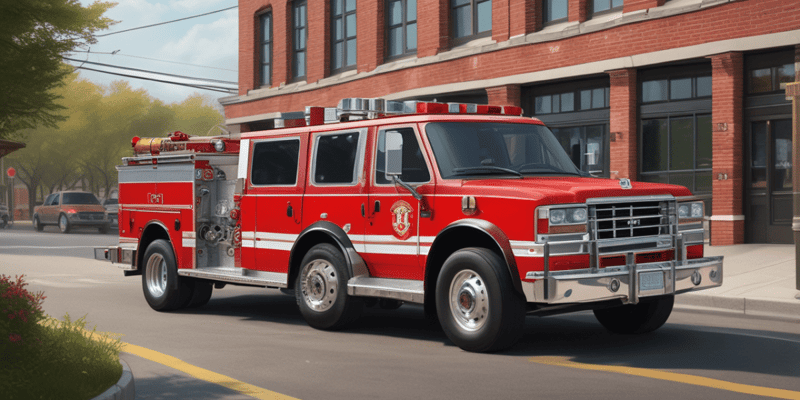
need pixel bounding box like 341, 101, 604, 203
97, 98, 723, 352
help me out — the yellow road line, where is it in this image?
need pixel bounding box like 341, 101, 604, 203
530, 356, 800, 400
85, 330, 298, 400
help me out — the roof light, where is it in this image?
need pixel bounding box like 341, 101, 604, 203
503, 106, 523, 116
476, 105, 502, 115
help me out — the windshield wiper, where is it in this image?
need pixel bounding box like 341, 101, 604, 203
452, 166, 523, 177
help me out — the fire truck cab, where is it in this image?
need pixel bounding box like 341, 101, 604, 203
98, 98, 723, 352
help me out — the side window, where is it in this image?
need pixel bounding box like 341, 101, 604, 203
52, 194, 60, 205
376, 128, 430, 184
314, 132, 360, 184
44, 194, 56, 206
251, 139, 300, 185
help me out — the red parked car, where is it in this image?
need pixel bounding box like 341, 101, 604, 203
33, 191, 110, 234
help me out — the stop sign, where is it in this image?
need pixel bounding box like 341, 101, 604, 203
7, 167, 15, 178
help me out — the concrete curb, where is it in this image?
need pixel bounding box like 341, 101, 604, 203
91, 359, 135, 400
675, 294, 800, 323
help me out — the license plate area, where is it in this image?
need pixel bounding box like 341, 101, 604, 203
639, 271, 664, 291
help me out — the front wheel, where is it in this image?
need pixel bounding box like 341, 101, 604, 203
295, 243, 362, 330
33, 216, 43, 231
58, 214, 70, 233
593, 295, 674, 334
141, 239, 192, 311
436, 248, 526, 352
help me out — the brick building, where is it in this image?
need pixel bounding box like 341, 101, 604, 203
220, 0, 800, 245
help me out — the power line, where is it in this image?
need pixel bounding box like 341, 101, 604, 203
95, 5, 238, 37
72, 65, 237, 94
71, 50, 237, 72
63, 57, 237, 85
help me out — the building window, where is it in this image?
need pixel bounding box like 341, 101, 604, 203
259, 12, 272, 86
543, 0, 568, 24
749, 64, 795, 94
640, 115, 712, 195
451, 0, 491, 43
292, 0, 307, 80
387, 0, 417, 58
641, 76, 711, 103
534, 87, 609, 114
592, 0, 622, 14
332, 0, 357, 72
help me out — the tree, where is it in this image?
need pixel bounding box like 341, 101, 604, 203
0, 0, 115, 140
6, 75, 225, 216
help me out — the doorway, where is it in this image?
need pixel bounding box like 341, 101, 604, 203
746, 118, 793, 243
551, 124, 608, 177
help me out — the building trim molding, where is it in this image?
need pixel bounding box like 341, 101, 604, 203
709, 215, 745, 221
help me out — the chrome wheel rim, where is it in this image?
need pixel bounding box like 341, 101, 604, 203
145, 253, 168, 298
300, 259, 338, 312
59, 215, 68, 232
449, 269, 489, 332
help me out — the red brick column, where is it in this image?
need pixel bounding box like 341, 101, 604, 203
509, 0, 540, 37
307, 0, 330, 83
418, 0, 449, 57
358, 0, 384, 73
623, 0, 666, 13
492, 0, 511, 42
608, 68, 637, 181
709, 52, 745, 245
568, 0, 589, 23
486, 84, 521, 107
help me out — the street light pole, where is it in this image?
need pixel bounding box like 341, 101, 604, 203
788, 78, 800, 291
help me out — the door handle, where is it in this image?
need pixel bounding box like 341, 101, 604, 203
287, 203, 293, 217
361, 203, 365, 217
374, 201, 380, 213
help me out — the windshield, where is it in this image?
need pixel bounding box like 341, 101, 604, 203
62, 192, 100, 205
425, 122, 581, 179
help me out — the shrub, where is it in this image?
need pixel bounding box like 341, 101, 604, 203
0, 275, 46, 364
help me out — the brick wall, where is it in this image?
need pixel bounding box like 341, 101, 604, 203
568, 0, 588, 23
231, 0, 800, 118
608, 68, 637, 181
509, 0, 540, 37
710, 52, 744, 245
486, 84, 522, 106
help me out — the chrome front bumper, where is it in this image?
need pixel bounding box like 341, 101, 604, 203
522, 255, 723, 304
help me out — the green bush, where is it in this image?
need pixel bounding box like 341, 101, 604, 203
0, 275, 123, 400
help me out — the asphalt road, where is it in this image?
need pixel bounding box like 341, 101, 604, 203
1, 226, 799, 400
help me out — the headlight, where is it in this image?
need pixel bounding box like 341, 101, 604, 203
678, 201, 704, 220
550, 209, 566, 224
539, 205, 588, 235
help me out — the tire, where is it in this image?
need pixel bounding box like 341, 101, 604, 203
184, 279, 213, 308
436, 248, 526, 352
593, 295, 674, 334
58, 214, 70, 233
141, 239, 192, 311
295, 243, 362, 330
99, 224, 110, 234
33, 216, 44, 231
1, 216, 7, 229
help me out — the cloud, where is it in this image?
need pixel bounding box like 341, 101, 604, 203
170, 0, 236, 12
156, 10, 238, 68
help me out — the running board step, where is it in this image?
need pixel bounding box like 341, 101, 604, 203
178, 267, 288, 288
347, 277, 424, 304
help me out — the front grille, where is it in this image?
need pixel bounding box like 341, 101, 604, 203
590, 200, 670, 240
78, 212, 105, 221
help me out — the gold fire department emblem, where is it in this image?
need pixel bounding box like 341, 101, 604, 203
390, 200, 413, 240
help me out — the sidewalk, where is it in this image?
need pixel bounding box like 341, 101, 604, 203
674, 244, 800, 322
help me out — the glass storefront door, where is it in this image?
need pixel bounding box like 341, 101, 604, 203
746, 119, 793, 243
551, 124, 608, 177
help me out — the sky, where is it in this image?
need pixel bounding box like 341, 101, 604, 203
71, 0, 239, 106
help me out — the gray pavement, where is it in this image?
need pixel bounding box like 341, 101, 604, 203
674, 244, 800, 322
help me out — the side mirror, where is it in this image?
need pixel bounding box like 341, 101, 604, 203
385, 130, 403, 178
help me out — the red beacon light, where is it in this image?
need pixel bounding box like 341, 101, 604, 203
131, 136, 140, 147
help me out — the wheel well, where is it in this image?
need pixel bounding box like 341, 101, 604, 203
137, 223, 171, 271
424, 227, 508, 315
288, 231, 339, 289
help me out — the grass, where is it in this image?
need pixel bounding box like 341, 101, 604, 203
1, 275, 123, 400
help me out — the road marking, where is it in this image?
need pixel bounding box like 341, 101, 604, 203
86, 331, 297, 400
529, 356, 800, 399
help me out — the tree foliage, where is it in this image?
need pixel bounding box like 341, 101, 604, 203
0, 0, 115, 140
6, 74, 225, 215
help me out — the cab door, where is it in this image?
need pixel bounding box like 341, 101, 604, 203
302, 128, 368, 259
248, 135, 307, 276
363, 125, 435, 280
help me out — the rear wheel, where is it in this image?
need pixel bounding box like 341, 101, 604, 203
295, 243, 362, 330
99, 224, 110, 234
141, 239, 192, 311
436, 248, 526, 352
58, 214, 70, 233
1, 216, 8, 229
593, 295, 674, 334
